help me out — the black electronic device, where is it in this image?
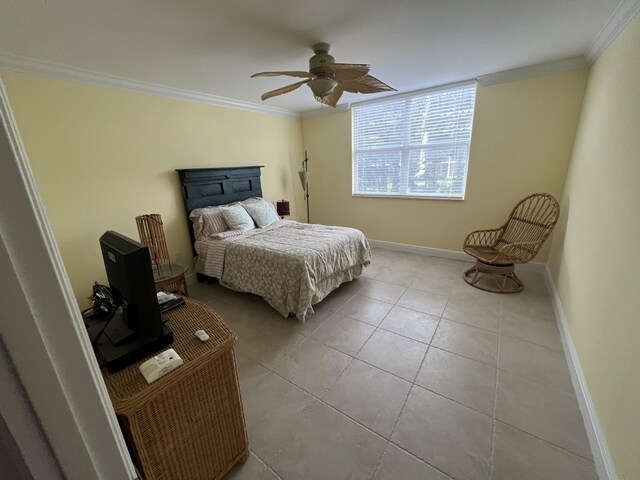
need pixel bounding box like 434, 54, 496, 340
87, 282, 115, 319
94, 231, 173, 372
159, 296, 186, 315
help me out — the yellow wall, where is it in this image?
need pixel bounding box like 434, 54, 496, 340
301, 69, 588, 261
2, 71, 303, 307
548, 14, 640, 480
2, 67, 589, 307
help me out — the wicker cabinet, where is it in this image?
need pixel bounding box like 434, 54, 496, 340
101, 299, 248, 480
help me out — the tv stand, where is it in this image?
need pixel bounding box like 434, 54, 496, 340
100, 298, 248, 480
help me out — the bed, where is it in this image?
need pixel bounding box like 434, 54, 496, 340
176, 166, 371, 322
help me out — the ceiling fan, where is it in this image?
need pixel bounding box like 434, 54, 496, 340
251, 43, 396, 107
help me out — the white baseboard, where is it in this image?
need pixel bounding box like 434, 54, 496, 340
368, 239, 547, 273
369, 238, 469, 261
544, 266, 617, 480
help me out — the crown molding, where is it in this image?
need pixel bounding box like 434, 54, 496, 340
587, 0, 640, 61
477, 56, 589, 86
303, 55, 589, 116
302, 79, 477, 117
0, 54, 299, 118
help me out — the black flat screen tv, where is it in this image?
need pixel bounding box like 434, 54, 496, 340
95, 231, 173, 372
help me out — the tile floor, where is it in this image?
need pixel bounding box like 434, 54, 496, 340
188, 248, 597, 480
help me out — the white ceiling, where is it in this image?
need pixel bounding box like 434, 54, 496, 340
0, 0, 627, 113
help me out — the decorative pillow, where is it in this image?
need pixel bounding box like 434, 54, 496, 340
219, 204, 255, 231
242, 198, 280, 228
189, 206, 228, 240
242, 197, 278, 215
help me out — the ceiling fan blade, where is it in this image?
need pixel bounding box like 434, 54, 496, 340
261, 79, 311, 101
324, 63, 370, 81
340, 74, 396, 94
251, 71, 314, 79
325, 63, 369, 71
322, 85, 345, 108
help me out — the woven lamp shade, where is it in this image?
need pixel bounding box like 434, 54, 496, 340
135, 214, 170, 266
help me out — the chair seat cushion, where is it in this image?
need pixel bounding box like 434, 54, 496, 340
463, 245, 517, 265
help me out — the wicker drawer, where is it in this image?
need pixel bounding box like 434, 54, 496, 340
102, 299, 248, 480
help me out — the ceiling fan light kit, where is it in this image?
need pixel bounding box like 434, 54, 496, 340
308, 77, 338, 102
251, 43, 395, 107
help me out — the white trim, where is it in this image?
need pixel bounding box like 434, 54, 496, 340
302, 55, 589, 114
586, 0, 640, 61
304, 79, 477, 116
369, 238, 469, 261
352, 194, 464, 201
352, 79, 477, 108
477, 56, 589, 86
303, 79, 477, 115
0, 75, 137, 479
0, 54, 299, 118
543, 266, 618, 480
368, 239, 546, 273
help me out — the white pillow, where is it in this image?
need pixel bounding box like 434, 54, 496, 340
189, 206, 228, 240
242, 198, 280, 228
219, 204, 255, 231
242, 197, 278, 214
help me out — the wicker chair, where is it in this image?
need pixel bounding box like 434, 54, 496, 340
463, 193, 559, 293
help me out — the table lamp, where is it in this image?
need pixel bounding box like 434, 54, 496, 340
276, 199, 290, 219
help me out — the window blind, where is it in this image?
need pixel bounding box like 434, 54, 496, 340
352, 82, 477, 199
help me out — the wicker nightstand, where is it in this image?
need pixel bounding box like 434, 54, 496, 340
101, 298, 248, 480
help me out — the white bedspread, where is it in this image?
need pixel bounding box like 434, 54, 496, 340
195, 221, 371, 321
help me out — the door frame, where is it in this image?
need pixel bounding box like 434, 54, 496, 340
0, 74, 136, 479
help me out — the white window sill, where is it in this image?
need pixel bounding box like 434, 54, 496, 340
352, 194, 465, 201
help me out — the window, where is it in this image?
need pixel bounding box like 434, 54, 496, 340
352, 81, 477, 200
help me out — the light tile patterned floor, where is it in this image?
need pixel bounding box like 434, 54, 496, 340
189, 247, 597, 480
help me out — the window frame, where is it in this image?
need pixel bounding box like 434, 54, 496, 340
351, 80, 477, 201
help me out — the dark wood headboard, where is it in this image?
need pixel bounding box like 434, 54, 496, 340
176, 166, 264, 251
